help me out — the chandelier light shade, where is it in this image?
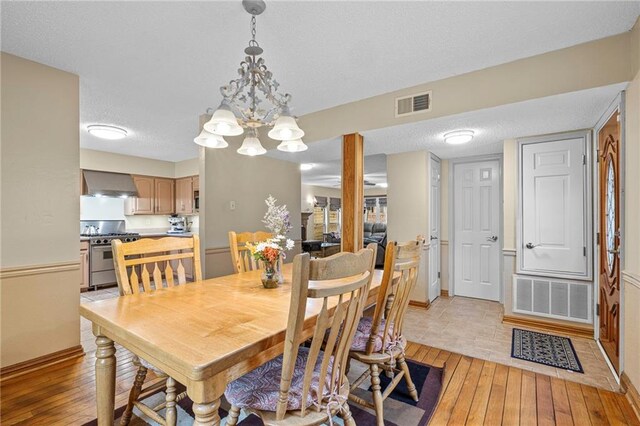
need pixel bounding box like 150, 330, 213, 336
194, 0, 304, 154
237, 130, 267, 156
268, 116, 305, 141
444, 130, 474, 145
277, 138, 308, 152
194, 129, 229, 148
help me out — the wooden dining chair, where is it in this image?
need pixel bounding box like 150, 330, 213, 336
229, 230, 274, 273
347, 240, 422, 426
111, 235, 202, 426
224, 246, 376, 426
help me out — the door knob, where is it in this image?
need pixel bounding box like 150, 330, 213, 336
525, 242, 538, 249
607, 249, 620, 254
486, 235, 498, 242
430, 235, 438, 241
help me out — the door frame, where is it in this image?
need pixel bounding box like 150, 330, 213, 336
429, 153, 441, 302
593, 91, 626, 379
448, 154, 504, 302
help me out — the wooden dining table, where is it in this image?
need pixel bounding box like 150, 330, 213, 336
80, 263, 388, 425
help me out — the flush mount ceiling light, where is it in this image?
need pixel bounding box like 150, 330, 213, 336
196, 0, 304, 155
300, 163, 314, 171
443, 130, 474, 145
87, 125, 128, 140
193, 129, 229, 148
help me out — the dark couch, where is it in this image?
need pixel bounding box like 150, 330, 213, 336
363, 222, 387, 267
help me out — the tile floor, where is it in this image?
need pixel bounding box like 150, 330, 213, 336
80, 287, 619, 392
403, 295, 619, 391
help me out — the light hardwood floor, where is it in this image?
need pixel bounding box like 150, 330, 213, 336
1, 332, 637, 424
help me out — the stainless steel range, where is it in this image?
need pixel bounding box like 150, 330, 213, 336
81, 220, 140, 289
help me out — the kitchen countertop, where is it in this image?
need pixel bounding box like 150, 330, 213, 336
80, 228, 198, 241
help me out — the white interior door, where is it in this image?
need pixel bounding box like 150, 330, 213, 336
429, 157, 441, 302
454, 160, 501, 301
520, 138, 587, 276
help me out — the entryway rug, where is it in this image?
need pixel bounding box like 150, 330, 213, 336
82, 359, 443, 426
511, 328, 584, 373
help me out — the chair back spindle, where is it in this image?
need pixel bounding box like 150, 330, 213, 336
229, 231, 274, 273
275, 245, 376, 420
366, 240, 421, 355
112, 235, 202, 295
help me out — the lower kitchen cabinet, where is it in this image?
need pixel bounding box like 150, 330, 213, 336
80, 241, 89, 291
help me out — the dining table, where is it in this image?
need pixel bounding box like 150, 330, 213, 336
80, 262, 389, 425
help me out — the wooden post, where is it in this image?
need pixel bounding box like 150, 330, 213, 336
341, 133, 364, 252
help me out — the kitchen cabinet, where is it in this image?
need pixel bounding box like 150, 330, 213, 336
193, 175, 199, 190
154, 178, 175, 214
175, 177, 194, 214
126, 176, 174, 215
127, 176, 154, 214
80, 241, 89, 291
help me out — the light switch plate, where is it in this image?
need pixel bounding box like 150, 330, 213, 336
230, 201, 236, 210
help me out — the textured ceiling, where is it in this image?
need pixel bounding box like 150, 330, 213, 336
277, 83, 626, 187
2, 2, 638, 161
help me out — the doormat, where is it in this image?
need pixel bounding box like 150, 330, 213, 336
512, 328, 584, 373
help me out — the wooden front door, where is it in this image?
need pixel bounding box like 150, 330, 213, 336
598, 109, 621, 373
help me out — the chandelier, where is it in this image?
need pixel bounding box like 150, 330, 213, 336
194, 0, 306, 155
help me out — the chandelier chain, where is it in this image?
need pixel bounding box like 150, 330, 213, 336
250, 16, 257, 45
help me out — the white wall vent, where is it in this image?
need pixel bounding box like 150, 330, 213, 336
513, 275, 592, 324
395, 91, 432, 117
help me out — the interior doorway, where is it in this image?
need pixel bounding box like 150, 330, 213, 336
452, 158, 502, 301
429, 155, 441, 302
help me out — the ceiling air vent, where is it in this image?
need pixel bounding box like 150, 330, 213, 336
395, 91, 432, 117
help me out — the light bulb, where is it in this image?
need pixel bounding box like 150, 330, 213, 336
247, 147, 257, 156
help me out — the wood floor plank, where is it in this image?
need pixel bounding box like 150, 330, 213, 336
536, 374, 556, 426
2, 339, 638, 425
520, 370, 538, 426
581, 384, 612, 426
598, 388, 630, 425
550, 377, 573, 426
615, 392, 640, 426
484, 363, 509, 425
465, 360, 497, 425
503, 366, 522, 425
429, 355, 472, 425
447, 358, 484, 425
565, 381, 592, 426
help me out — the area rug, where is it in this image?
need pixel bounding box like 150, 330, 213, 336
82, 359, 443, 426
511, 328, 584, 373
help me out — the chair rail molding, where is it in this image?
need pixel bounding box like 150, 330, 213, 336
0, 261, 80, 279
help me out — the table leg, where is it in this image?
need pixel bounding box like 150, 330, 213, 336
192, 399, 221, 426
95, 335, 116, 425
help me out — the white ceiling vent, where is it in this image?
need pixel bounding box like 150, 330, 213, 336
395, 91, 432, 118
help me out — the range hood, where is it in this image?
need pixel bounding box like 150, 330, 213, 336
83, 170, 138, 198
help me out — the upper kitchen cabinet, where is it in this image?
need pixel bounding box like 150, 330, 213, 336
154, 178, 175, 214
175, 176, 194, 214
126, 176, 174, 215
128, 176, 154, 214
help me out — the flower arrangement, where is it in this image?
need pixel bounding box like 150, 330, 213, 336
247, 195, 295, 288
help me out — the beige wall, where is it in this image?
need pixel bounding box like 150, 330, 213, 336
295, 33, 632, 145
503, 140, 518, 250
202, 147, 302, 278
1, 53, 80, 367
623, 20, 640, 393
387, 150, 430, 302
80, 148, 198, 178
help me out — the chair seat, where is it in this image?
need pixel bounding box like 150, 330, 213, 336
225, 347, 332, 412
350, 316, 394, 352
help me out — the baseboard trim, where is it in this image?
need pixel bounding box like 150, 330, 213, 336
0, 261, 80, 279
502, 314, 593, 339
621, 372, 640, 420
441, 290, 449, 297
409, 300, 430, 309
0, 345, 85, 382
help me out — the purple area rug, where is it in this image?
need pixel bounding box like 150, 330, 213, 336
83, 359, 443, 426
